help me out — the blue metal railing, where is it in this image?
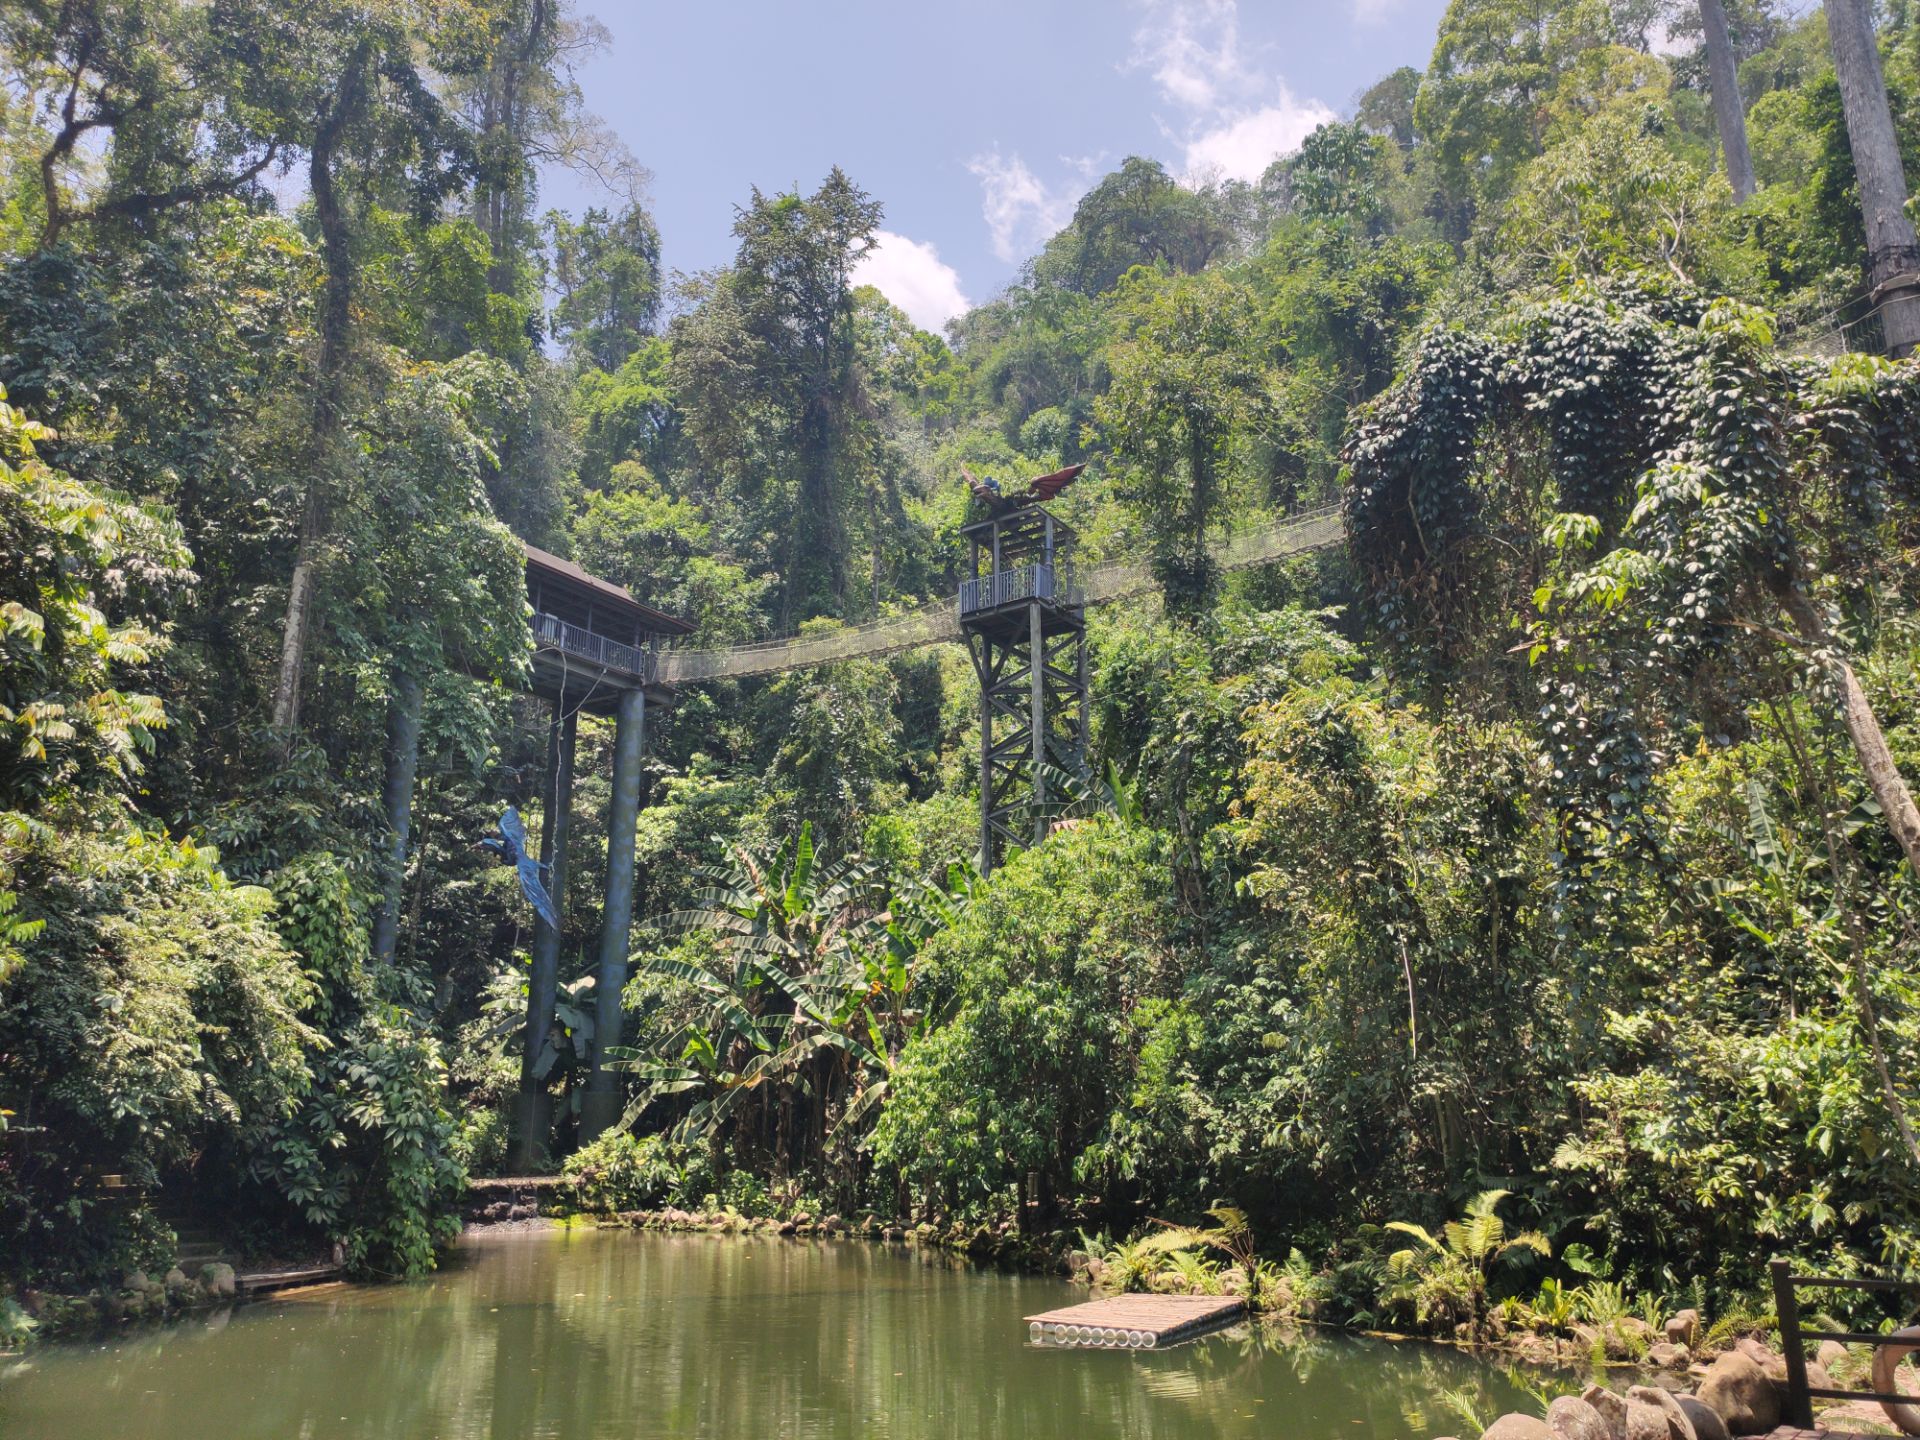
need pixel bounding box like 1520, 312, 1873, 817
959, 563, 1081, 616
532, 612, 656, 683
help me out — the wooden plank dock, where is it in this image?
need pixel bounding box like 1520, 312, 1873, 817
237, 1265, 343, 1297
1024, 1294, 1247, 1349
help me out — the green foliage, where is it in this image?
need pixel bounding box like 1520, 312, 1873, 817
1383, 1190, 1550, 1333
871, 819, 1177, 1209
0, 830, 314, 1283
0, 386, 190, 818
1094, 269, 1273, 615
562, 1130, 706, 1213
4, 0, 1919, 1329
546, 204, 663, 371
615, 821, 957, 1196
251, 850, 467, 1278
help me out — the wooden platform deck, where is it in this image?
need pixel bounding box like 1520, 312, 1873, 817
237, 1264, 343, 1297
1024, 1294, 1247, 1349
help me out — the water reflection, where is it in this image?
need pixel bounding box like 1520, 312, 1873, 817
0, 1229, 1546, 1439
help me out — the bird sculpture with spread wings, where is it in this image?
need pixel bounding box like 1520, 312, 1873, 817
479, 807, 559, 930
961, 462, 1085, 512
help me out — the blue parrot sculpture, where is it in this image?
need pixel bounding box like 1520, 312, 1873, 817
479, 806, 559, 930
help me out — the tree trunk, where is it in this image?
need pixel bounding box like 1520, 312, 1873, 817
270, 45, 370, 732
1823, 0, 1920, 356
370, 669, 424, 965
1780, 588, 1920, 882
1700, 0, 1756, 201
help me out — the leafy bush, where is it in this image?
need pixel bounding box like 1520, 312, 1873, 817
563, 1131, 702, 1213
0, 830, 314, 1284
248, 851, 466, 1278
872, 818, 1178, 1216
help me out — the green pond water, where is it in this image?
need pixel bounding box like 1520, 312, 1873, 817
0, 1228, 1545, 1439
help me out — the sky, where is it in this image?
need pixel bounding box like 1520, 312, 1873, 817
539, 0, 1454, 332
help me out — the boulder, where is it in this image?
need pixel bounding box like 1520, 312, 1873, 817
1581, 1384, 1629, 1440
1479, 1414, 1553, 1440
198, 1263, 236, 1301
1817, 1339, 1848, 1372
1761, 1354, 1831, 1395
1664, 1310, 1701, 1347
162, 1268, 189, 1294
1626, 1385, 1697, 1440
121, 1269, 152, 1294
1621, 1398, 1669, 1440
1546, 1394, 1612, 1440
1696, 1351, 1779, 1436
1733, 1336, 1776, 1368
1647, 1342, 1689, 1370
1672, 1397, 1729, 1440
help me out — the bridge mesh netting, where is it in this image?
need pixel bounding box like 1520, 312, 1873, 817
659, 505, 1343, 684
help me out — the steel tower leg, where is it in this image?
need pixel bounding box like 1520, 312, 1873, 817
967, 611, 1087, 875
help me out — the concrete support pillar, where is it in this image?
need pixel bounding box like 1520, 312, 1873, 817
371, 669, 423, 966
509, 697, 576, 1173
580, 685, 645, 1142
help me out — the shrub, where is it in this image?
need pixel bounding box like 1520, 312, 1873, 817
0, 830, 314, 1284
871, 819, 1179, 1216
563, 1132, 701, 1213
249, 851, 466, 1278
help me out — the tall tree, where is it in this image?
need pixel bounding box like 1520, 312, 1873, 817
671, 169, 882, 628
1, 0, 290, 249
264, 5, 482, 733
1823, 0, 1920, 355
546, 203, 663, 370
1094, 269, 1272, 618
1700, 0, 1758, 200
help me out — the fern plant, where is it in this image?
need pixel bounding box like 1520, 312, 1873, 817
1383, 1189, 1550, 1334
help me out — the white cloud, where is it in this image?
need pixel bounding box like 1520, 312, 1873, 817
1350, 0, 1401, 25
853, 230, 972, 332
1128, 0, 1336, 183
1128, 0, 1258, 114
1184, 91, 1338, 183
966, 149, 1080, 264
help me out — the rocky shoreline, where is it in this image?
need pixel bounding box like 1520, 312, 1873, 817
1461, 1326, 1883, 1440
9, 1261, 243, 1340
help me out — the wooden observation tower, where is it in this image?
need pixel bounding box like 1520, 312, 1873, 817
957, 464, 1090, 874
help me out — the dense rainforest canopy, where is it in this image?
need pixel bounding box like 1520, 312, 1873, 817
7, 0, 1920, 1345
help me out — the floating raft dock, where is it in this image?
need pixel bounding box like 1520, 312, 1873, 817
1025, 1295, 1246, 1349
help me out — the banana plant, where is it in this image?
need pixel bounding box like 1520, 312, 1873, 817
610, 823, 975, 1169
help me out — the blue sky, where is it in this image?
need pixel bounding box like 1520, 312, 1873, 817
541, 1, 1453, 330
